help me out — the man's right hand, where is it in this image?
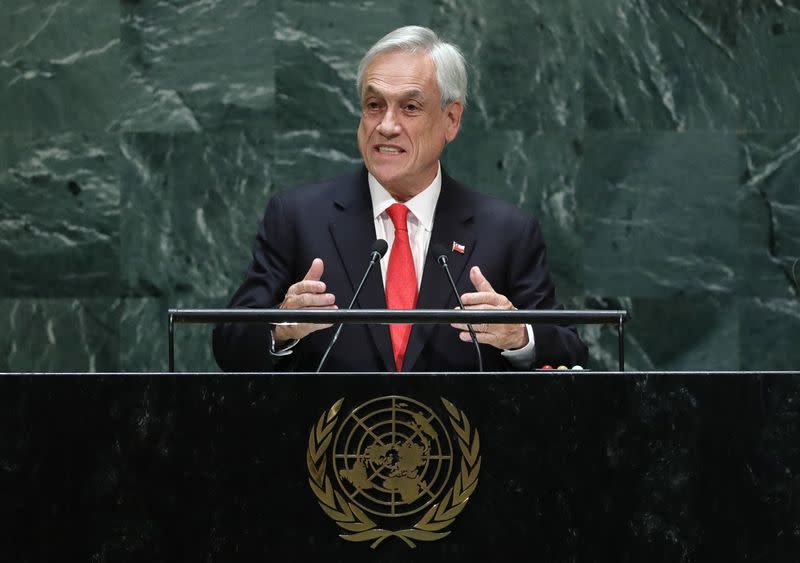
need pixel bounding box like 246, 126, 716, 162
273, 258, 337, 345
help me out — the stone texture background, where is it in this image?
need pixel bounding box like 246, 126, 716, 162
1, 0, 798, 372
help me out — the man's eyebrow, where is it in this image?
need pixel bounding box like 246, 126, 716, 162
363, 85, 426, 100
363, 85, 382, 97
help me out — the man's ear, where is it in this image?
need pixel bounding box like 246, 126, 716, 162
443, 101, 464, 143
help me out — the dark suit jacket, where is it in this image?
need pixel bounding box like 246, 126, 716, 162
213, 167, 587, 372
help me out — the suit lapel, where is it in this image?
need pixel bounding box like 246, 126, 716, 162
403, 173, 476, 371
329, 169, 394, 372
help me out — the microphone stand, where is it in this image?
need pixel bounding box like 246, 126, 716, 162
316, 242, 387, 373
435, 251, 483, 372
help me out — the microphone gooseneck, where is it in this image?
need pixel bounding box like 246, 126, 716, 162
316, 239, 388, 373
431, 243, 483, 372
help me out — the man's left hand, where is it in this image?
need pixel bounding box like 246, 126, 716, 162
451, 266, 528, 350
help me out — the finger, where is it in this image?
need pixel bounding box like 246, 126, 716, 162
304, 304, 339, 329
286, 292, 335, 308
298, 321, 333, 330
279, 322, 331, 340
303, 258, 325, 281
460, 292, 506, 307
459, 330, 500, 346
287, 279, 327, 296
277, 304, 339, 340
469, 266, 495, 293
451, 322, 486, 332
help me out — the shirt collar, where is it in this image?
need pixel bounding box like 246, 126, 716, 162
367, 163, 441, 232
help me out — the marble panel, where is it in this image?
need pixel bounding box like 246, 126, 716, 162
0, 133, 120, 297
738, 132, 800, 298
573, 295, 632, 370
582, 0, 739, 131
273, 129, 361, 190
0, 299, 120, 372
0, 0, 797, 372
432, 0, 583, 132
626, 295, 739, 371
740, 297, 800, 371
274, 0, 431, 131
120, 131, 272, 302
577, 294, 738, 371
120, 297, 218, 373
118, 0, 274, 133
0, 0, 120, 134
578, 131, 738, 297
737, 2, 800, 130
444, 127, 584, 297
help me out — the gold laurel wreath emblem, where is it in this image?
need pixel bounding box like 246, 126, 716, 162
306, 397, 481, 549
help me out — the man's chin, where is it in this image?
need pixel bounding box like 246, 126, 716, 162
367, 166, 407, 189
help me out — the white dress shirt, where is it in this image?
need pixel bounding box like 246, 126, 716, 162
367, 163, 536, 366
368, 166, 440, 287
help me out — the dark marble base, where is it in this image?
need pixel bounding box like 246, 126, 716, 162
1, 372, 798, 562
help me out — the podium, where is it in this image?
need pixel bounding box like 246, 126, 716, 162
2, 370, 799, 561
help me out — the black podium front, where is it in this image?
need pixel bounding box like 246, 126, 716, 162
2, 371, 799, 561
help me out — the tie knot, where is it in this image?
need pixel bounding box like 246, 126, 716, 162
386, 203, 410, 231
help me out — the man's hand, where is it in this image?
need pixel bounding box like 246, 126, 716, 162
450, 266, 528, 351
274, 258, 337, 344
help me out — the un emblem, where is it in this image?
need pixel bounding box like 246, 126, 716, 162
307, 396, 481, 548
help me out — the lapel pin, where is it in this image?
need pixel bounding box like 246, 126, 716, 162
451, 241, 465, 254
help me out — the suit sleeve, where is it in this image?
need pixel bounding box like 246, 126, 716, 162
507, 214, 589, 369
212, 194, 298, 372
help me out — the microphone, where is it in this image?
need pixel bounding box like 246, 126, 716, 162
431, 243, 483, 372
316, 239, 388, 372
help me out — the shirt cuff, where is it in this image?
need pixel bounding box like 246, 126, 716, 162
269, 326, 299, 357
501, 324, 536, 369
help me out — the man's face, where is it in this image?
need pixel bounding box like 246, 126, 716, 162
357, 51, 463, 201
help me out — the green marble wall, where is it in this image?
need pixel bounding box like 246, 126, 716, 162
1, 0, 798, 372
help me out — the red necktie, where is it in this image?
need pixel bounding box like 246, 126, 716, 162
385, 203, 418, 371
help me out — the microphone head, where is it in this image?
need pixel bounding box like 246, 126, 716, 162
370, 239, 389, 259
431, 243, 449, 266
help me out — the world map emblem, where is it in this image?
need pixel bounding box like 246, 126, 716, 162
307, 396, 481, 548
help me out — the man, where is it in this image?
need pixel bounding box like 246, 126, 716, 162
213, 26, 587, 372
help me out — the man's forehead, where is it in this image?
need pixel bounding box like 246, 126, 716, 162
360, 51, 438, 97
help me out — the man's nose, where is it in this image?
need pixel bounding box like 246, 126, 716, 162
377, 109, 401, 138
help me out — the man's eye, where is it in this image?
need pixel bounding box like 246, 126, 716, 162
366, 102, 381, 110
405, 104, 419, 112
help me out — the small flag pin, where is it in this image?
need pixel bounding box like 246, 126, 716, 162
451, 241, 465, 254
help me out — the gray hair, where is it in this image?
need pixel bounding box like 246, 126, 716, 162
356, 26, 468, 109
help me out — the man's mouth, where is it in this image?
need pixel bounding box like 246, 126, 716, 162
375, 145, 405, 155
